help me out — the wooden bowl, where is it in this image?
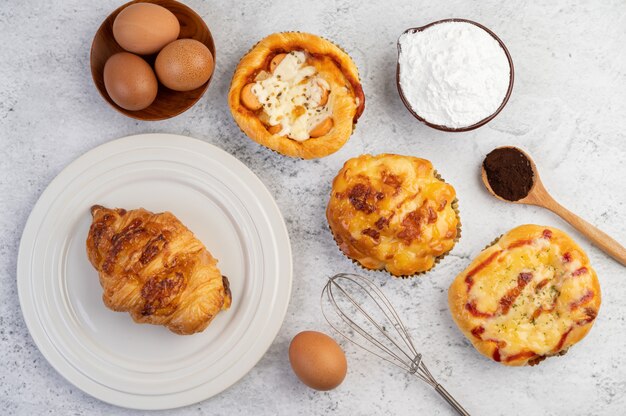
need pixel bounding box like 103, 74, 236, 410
396, 19, 514, 132
90, 0, 215, 121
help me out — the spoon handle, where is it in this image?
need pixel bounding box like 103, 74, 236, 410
546, 198, 626, 266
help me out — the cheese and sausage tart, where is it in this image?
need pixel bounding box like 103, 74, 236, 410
448, 225, 600, 366
228, 32, 365, 159
327, 154, 459, 276
87, 206, 231, 335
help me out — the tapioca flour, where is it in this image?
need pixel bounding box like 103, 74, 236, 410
398, 21, 511, 129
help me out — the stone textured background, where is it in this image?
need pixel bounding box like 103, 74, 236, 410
1, 0, 625, 415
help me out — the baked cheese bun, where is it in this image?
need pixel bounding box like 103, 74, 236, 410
327, 154, 459, 276
448, 225, 601, 366
228, 32, 365, 159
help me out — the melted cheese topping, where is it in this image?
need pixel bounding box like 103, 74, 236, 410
326, 154, 459, 276
251, 51, 331, 141
450, 225, 600, 365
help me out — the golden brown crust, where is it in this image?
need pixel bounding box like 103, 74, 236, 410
448, 225, 601, 366
86, 205, 231, 335
326, 154, 459, 276
228, 32, 364, 159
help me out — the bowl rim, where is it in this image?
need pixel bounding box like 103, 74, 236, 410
89, 0, 215, 121
395, 18, 515, 133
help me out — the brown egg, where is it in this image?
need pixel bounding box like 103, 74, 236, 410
113, 3, 180, 55
103, 52, 158, 111
289, 331, 347, 391
155, 39, 214, 92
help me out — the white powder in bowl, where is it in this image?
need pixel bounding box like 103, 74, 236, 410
398, 21, 511, 129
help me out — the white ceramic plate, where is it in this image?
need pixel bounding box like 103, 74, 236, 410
17, 134, 292, 410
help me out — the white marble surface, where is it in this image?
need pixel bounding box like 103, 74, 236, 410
1, 0, 625, 415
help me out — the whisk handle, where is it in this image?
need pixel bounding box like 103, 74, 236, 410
434, 383, 471, 416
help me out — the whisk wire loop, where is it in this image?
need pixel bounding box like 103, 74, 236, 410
322, 279, 413, 374
321, 273, 470, 416
329, 275, 419, 366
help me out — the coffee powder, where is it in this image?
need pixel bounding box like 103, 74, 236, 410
483, 147, 534, 201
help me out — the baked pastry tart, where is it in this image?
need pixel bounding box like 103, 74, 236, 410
326, 154, 459, 277
448, 225, 601, 366
86, 206, 231, 335
228, 32, 365, 159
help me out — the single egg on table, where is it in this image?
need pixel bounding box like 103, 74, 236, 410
103, 52, 158, 111
155, 39, 214, 92
113, 3, 180, 55
289, 331, 347, 391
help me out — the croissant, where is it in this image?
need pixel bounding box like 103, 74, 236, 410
86, 205, 231, 335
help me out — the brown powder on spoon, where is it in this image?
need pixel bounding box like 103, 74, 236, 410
483, 147, 534, 201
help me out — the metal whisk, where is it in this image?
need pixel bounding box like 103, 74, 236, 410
321, 273, 470, 416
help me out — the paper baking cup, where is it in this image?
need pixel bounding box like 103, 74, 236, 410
329, 170, 461, 279
228, 32, 363, 159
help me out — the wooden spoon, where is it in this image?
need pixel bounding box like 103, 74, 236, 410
481, 146, 626, 266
